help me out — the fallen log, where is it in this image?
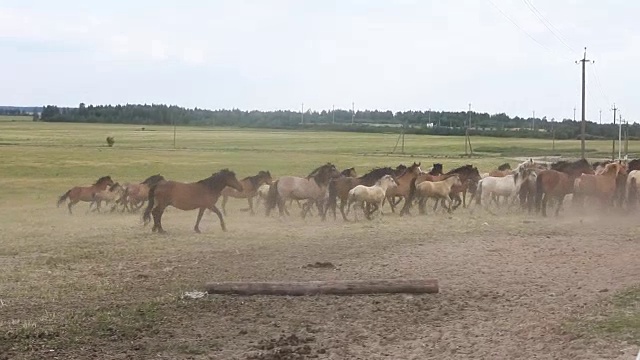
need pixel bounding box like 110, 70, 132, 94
205, 278, 439, 296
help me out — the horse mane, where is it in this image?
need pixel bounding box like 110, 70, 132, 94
198, 169, 236, 188
358, 167, 396, 183
396, 162, 421, 177
340, 167, 355, 177
243, 170, 269, 188
306, 163, 332, 179
445, 164, 472, 175
94, 176, 112, 185
497, 163, 511, 171
141, 174, 165, 186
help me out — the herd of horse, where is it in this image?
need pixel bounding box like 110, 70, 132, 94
55, 157, 640, 233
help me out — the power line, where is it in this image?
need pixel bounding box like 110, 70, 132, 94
590, 63, 610, 105
521, 0, 577, 55
486, 0, 572, 61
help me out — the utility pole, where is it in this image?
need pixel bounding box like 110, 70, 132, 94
599, 109, 602, 125
465, 103, 473, 157
573, 107, 576, 121
301, 103, 304, 125
172, 117, 176, 149
428, 108, 431, 126
332, 104, 335, 124
576, 47, 592, 159
624, 119, 629, 159
612, 104, 618, 160
351, 102, 355, 125
551, 118, 555, 151
618, 113, 622, 160
532, 110, 535, 131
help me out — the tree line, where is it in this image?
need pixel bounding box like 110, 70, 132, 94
38, 103, 638, 140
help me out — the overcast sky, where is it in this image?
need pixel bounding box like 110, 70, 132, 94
1, 0, 638, 123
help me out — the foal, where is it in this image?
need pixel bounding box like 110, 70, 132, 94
347, 175, 397, 221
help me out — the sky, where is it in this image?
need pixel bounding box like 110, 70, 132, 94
1, 0, 638, 123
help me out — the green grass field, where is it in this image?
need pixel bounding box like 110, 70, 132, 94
0, 121, 637, 203
1, 121, 639, 358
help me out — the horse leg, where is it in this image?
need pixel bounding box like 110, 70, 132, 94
209, 205, 227, 232
462, 190, 467, 208
386, 195, 396, 213
68, 200, 78, 215
339, 199, 349, 221
555, 195, 565, 216
194, 208, 205, 233
540, 194, 548, 217
221, 195, 228, 216
447, 195, 454, 213
152, 206, 166, 233
248, 196, 255, 216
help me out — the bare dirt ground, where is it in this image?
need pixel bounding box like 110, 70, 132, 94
1, 200, 639, 359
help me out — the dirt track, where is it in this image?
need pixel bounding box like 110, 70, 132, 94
1, 202, 639, 359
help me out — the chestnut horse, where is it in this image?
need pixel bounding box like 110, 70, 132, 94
324, 165, 404, 221
57, 175, 115, 214
401, 164, 480, 215
221, 170, 273, 215
535, 159, 593, 216
384, 162, 423, 213
143, 169, 243, 233
573, 162, 626, 208
265, 163, 341, 217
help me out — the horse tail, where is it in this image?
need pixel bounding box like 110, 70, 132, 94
534, 173, 544, 212
265, 180, 280, 214
142, 184, 157, 225
57, 189, 71, 207
475, 180, 483, 205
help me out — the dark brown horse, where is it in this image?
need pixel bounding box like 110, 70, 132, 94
324, 165, 404, 221
535, 159, 593, 216
221, 170, 273, 215
143, 169, 243, 233
57, 176, 115, 214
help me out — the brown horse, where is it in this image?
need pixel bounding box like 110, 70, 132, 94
119, 174, 166, 212
324, 165, 404, 221
573, 162, 626, 208
57, 176, 115, 214
221, 170, 273, 215
384, 162, 423, 213
266, 163, 340, 217
515, 167, 539, 213
401, 164, 480, 215
535, 159, 593, 216
143, 169, 243, 233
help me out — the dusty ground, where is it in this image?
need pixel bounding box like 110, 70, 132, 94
1, 200, 639, 359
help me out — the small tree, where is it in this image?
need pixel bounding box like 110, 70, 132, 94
106, 136, 115, 147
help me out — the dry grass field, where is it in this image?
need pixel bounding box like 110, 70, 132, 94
1, 121, 639, 359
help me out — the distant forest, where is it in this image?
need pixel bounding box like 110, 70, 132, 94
32, 103, 639, 140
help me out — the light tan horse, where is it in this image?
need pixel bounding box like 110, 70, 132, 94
415, 174, 462, 214
119, 174, 166, 212
143, 169, 243, 233
89, 183, 125, 213
57, 176, 115, 214
573, 162, 626, 208
265, 163, 341, 217
346, 175, 397, 221
221, 170, 273, 215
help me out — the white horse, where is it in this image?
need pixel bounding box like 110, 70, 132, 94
414, 174, 462, 214
347, 175, 397, 220
626, 170, 640, 208
475, 174, 520, 207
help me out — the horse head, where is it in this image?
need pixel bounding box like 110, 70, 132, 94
211, 169, 243, 192
430, 163, 444, 175
341, 167, 357, 178
95, 176, 115, 187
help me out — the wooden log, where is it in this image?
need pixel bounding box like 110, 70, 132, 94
205, 279, 439, 296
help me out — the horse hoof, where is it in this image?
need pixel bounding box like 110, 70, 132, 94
194, 228, 201, 234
